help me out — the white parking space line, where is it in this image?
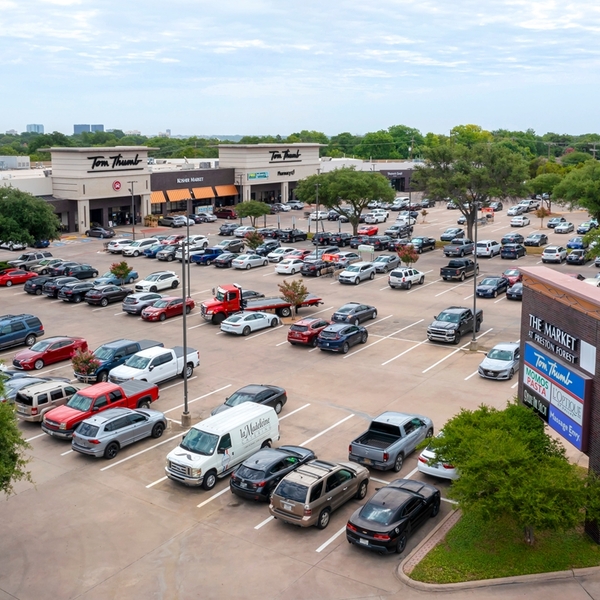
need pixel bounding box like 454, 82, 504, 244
13, 291, 26, 296
315, 526, 346, 553
464, 370, 479, 381
163, 384, 232, 414
364, 314, 393, 328
370, 477, 389, 484
379, 284, 390, 291
160, 376, 197, 391
167, 419, 181, 425
190, 289, 210, 296
422, 328, 493, 374
343, 320, 424, 359
435, 282, 466, 297
91, 306, 114, 312
382, 340, 428, 366
275, 340, 288, 346
113, 312, 126, 316
37, 365, 72, 376
464, 294, 474, 300
146, 476, 168, 489
262, 272, 277, 277
197, 487, 230, 509
309, 306, 334, 316
308, 346, 319, 353
101, 432, 187, 471
442, 497, 459, 505
301, 414, 354, 446
254, 516, 274, 530
494, 296, 506, 304
61, 449, 73, 456
25, 432, 46, 442
279, 403, 310, 420
244, 325, 284, 340
511, 381, 519, 389
188, 322, 208, 330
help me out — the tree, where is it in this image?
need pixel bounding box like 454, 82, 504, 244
449, 124, 493, 147
561, 151, 594, 167
0, 374, 32, 495
534, 206, 551, 228
295, 167, 395, 235
0, 188, 61, 245
235, 201, 271, 226
553, 160, 600, 220
278, 279, 309, 315
528, 172, 563, 212
71, 348, 100, 377
244, 231, 264, 251
397, 245, 419, 266
110, 261, 133, 284
387, 125, 424, 159
411, 144, 529, 240
425, 402, 594, 545
354, 131, 397, 159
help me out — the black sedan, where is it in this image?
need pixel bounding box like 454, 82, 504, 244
369, 236, 393, 251
58, 281, 96, 303
257, 228, 279, 239
42, 276, 78, 297
490, 201, 503, 211
85, 284, 133, 306
332, 302, 377, 325
440, 228, 464, 242
255, 240, 281, 256
219, 223, 238, 236
524, 233, 548, 247
506, 282, 523, 300
85, 226, 115, 238
24, 275, 55, 296
211, 384, 287, 416
566, 249, 588, 265
213, 252, 240, 268
476, 276, 509, 298
500, 243, 526, 259
278, 229, 308, 243
64, 264, 99, 280
410, 237, 436, 253
347, 479, 440, 554
230, 445, 317, 501
317, 323, 368, 353
500, 233, 525, 245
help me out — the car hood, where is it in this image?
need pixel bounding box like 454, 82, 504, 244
142, 306, 163, 314
430, 320, 458, 330
109, 365, 140, 379
476, 285, 495, 292
13, 349, 44, 362
44, 405, 84, 424
93, 277, 114, 285
479, 357, 513, 371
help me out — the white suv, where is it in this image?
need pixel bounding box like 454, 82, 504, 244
338, 262, 376, 285
134, 271, 180, 292
365, 209, 388, 224
388, 267, 425, 290
541, 246, 567, 263
122, 238, 159, 257
476, 240, 501, 257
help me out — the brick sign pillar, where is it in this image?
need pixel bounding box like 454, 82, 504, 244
519, 267, 600, 542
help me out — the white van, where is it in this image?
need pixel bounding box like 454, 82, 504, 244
165, 403, 280, 490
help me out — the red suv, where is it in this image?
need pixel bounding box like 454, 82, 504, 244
214, 208, 237, 219
287, 318, 330, 347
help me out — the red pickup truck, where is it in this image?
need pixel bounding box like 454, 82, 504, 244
200, 284, 323, 324
41, 380, 159, 439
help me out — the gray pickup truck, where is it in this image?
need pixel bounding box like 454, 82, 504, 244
440, 258, 479, 281
427, 306, 483, 345
348, 412, 434, 472
443, 238, 474, 257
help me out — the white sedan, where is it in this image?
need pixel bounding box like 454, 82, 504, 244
510, 215, 530, 227
220, 311, 280, 336
267, 247, 296, 263
309, 211, 329, 221
231, 254, 268, 269
275, 258, 305, 275
417, 433, 459, 480
234, 226, 256, 238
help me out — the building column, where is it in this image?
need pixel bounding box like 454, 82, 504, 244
281, 181, 289, 203
141, 193, 151, 219
77, 199, 90, 233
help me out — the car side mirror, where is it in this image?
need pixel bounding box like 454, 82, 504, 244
92, 406, 99, 412
212, 288, 215, 295
149, 365, 154, 371
217, 447, 225, 454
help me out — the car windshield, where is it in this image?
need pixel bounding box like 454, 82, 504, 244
225, 390, 256, 406
66, 392, 93, 412
93, 346, 115, 360
437, 312, 460, 323
487, 349, 514, 361
480, 278, 497, 286
30, 340, 53, 352
410, 238, 422, 244
504, 270, 519, 276
124, 355, 151, 369
77, 423, 99, 437
359, 504, 396, 525
345, 265, 360, 272
146, 274, 161, 281
153, 300, 169, 308
275, 480, 308, 503
101, 271, 112, 278
180, 429, 218, 456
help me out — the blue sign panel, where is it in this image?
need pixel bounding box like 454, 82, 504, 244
548, 405, 584, 451
524, 343, 586, 399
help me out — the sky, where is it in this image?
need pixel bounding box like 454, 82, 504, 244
2, 0, 600, 138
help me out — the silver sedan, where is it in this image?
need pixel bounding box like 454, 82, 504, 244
231, 254, 269, 270
372, 254, 401, 273
220, 311, 280, 336
478, 342, 520, 380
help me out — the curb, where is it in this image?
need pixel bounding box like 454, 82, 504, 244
397, 510, 600, 592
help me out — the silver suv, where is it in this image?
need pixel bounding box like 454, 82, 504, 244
8, 251, 53, 270
269, 460, 369, 529
338, 262, 376, 285
15, 381, 81, 422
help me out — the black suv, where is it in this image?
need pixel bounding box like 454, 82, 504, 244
328, 232, 353, 247
0, 314, 44, 349
278, 229, 308, 243
369, 236, 393, 251
58, 281, 96, 303
312, 232, 333, 246
255, 240, 281, 256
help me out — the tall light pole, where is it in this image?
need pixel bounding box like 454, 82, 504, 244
181, 215, 191, 427
471, 209, 479, 350
315, 181, 320, 259
128, 181, 136, 241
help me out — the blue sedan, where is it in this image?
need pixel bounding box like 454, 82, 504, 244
566, 236, 588, 250
317, 323, 368, 354
476, 276, 510, 298
93, 269, 139, 286
143, 243, 165, 258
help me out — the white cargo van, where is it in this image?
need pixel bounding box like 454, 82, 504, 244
165, 403, 279, 490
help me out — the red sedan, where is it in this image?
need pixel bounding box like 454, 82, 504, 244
141, 296, 195, 321
357, 225, 379, 236
0, 269, 37, 287
12, 336, 88, 370
161, 234, 186, 245
502, 268, 522, 286
288, 318, 331, 347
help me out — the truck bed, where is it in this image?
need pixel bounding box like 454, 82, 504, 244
354, 431, 399, 449
119, 379, 159, 398
245, 294, 323, 311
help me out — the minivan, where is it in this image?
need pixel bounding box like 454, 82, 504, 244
165, 403, 279, 490
15, 381, 82, 422
213, 207, 237, 220
122, 238, 159, 257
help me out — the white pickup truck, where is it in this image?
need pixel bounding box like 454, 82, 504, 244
108, 346, 199, 385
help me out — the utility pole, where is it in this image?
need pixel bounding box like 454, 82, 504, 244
127, 181, 136, 240
181, 215, 191, 428
589, 142, 598, 159
543, 142, 557, 172
409, 136, 415, 161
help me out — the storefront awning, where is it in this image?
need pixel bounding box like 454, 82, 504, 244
214, 185, 239, 197
150, 191, 166, 204
166, 189, 192, 202
192, 186, 215, 199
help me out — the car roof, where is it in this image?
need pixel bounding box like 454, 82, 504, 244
294, 318, 326, 326
490, 342, 520, 352
280, 459, 339, 485
84, 407, 134, 425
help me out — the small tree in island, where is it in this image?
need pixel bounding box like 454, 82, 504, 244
235, 200, 272, 227
244, 231, 265, 251
71, 348, 101, 379
278, 279, 309, 315
535, 206, 551, 229
109, 261, 133, 284
397, 245, 420, 267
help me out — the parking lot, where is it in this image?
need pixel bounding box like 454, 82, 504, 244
0, 201, 593, 600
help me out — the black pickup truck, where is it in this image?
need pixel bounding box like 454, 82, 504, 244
440, 259, 479, 281
427, 306, 483, 345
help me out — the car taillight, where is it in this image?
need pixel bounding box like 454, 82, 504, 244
256, 481, 266, 488
383, 452, 389, 462
303, 506, 312, 516
418, 456, 428, 463
373, 533, 390, 541
31, 407, 38, 415
443, 463, 454, 469
89, 439, 101, 444
346, 522, 357, 532
348, 444, 352, 452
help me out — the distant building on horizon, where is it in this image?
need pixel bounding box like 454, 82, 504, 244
125, 130, 141, 135
26, 124, 44, 134
5, 129, 18, 135
91, 124, 104, 133
74, 124, 91, 135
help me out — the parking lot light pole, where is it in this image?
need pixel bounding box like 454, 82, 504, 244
470, 211, 479, 351
181, 217, 191, 428
315, 181, 320, 259
128, 181, 136, 241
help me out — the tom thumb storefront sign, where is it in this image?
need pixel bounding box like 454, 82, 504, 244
523, 342, 590, 451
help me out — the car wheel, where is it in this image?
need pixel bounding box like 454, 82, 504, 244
159, 313, 166, 321
476, 320, 481, 332
260, 439, 272, 449
316, 508, 331, 530
74, 295, 82, 303
104, 442, 120, 460
431, 498, 441, 518
242, 326, 251, 336
311, 337, 318, 348
419, 276, 425, 285
100, 298, 109, 307
202, 470, 217, 491
354, 277, 360, 285
453, 333, 462, 345
508, 368, 515, 380
355, 480, 368, 500
167, 255, 174, 262
492, 291, 497, 298
151, 422, 165, 439
316, 269, 321, 277
97, 371, 109, 383
6, 280, 12, 287
34, 359, 44, 370
245, 264, 251, 270
270, 318, 278, 327
171, 281, 179, 288
185, 305, 191, 314
263, 260, 268, 266
85, 231, 90, 237
290, 268, 296, 274
25, 334, 36, 346
460, 272, 466, 281
353, 318, 360, 326
133, 251, 140, 257
35, 288, 42, 295
274, 401, 283, 415
395, 532, 408, 554
460, 250, 465, 257
127, 277, 135, 284
393, 453, 404, 472
150, 286, 158, 292
341, 342, 350, 354
360, 332, 368, 344
406, 281, 412, 290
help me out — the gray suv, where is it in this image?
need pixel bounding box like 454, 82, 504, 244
158, 216, 184, 228
338, 262, 376, 285
8, 251, 53, 270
